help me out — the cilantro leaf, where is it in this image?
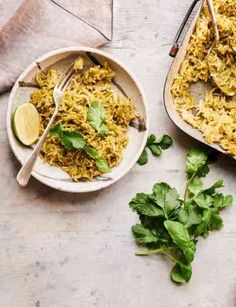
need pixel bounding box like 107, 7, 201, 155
84, 146, 110, 173
129, 193, 164, 217
149, 144, 162, 156
87, 101, 109, 136
194, 193, 213, 209
203, 179, 224, 195
88, 101, 105, 128
212, 194, 233, 209
152, 182, 173, 209
212, 193, 224, 209
62, 131, 85, 149
197, 164, 209, 178
188, 177, 204, 195
158, 135, 173, 150
194, 208, 224, 237
147, 134, 156, 146
209, 211, 224, 231
194, 209, 212, 237
61, 135, 74, 150
98, 123, 109, 137
96, 157, 110, 173
186, 148, 208, 179
164, 220, 196, 263
132, 224, 159, 244
187, 179, 225, 209
84, 146, 100, 160
152, 183, 180, 215
137, 133, 172, 166
171, 258, 192, 284
50, 123, 64, 137
137, 149, 148, 165
179, 205, 202, 228
50, 124, 85, 150
222, 195, 233, 208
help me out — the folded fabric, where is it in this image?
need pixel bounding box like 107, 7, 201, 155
0, 0, 113, 92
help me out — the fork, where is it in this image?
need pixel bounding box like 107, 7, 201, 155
16, 62, 75, 187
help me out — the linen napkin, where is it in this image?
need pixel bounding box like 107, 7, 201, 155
0, 0, 113, 92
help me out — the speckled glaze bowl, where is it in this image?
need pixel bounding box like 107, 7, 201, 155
7, 47, 149, 192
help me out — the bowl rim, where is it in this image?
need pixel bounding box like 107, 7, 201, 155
6, 46, 149, 192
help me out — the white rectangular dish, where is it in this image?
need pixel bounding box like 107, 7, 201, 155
164, 0, 236, 160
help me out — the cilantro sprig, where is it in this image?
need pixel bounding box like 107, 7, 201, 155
50, 123, 110, 173
87, 101, 109, 137
50, 123, 85, 150
130, 147, 233, 284
138, 134, 173, 165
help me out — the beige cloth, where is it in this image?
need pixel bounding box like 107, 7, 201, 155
0, 0, 113, 92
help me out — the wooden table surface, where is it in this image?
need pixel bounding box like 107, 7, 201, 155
0, 1, 236, 306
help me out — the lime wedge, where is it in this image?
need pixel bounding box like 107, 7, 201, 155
13, 103, 40, 146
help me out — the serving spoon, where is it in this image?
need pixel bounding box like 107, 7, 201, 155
169, 0, 219, 58
16, 62, 76, 187
206, 0, 236, 96
206, 0, 219, 54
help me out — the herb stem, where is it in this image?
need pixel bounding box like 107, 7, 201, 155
135, 248, 179, 264
184, 173, 196, 203
135, 248, 164, 256
163, 251, 178, 263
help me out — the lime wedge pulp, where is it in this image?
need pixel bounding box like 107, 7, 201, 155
12, 103, 40, 146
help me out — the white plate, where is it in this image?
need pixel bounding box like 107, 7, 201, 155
7, 47, 149, 192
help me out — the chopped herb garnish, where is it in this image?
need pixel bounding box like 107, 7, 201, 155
87, 101, 109, 137
84, 146, 110, 173
50, 124, 110, 173
96, 156, 110, 173
50, 123, 64, 138
61, 131, 85, 150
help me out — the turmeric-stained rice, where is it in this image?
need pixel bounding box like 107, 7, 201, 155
30, 58, 136, 181
171, 0, 236, 156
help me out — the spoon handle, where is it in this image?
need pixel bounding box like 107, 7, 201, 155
206, 0, 219, 42
169, 0, 201, 57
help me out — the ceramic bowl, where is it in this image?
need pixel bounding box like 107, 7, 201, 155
7, 47, 149, 192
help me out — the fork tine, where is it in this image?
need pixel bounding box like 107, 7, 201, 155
59, 68, 73, 90
56, 61, 75, 89
61, 71, 74, 91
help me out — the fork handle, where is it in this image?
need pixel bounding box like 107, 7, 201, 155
16, 111, 57, 187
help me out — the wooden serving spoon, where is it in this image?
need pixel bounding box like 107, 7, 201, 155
206, 0, 219, 49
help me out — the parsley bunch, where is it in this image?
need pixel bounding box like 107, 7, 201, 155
138, 134, 173, 165
50, 123, 110, 173
130, 148, 233, 284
